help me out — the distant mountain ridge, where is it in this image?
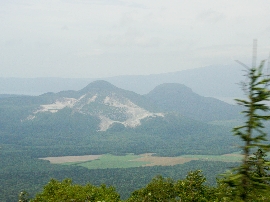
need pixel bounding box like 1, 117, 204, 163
107, 63, 244, 97
0, 63, 244, 100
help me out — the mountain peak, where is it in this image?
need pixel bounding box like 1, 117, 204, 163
146, 82, 241, 122
148, 83, 193, 95
80, 80, 118, 93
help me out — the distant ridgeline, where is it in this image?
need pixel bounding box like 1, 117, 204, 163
0, 63, 244, 98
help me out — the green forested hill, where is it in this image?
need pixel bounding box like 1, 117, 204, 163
0, 109, 238, 157
145, 83, 242, 122
0, 80, 241, 156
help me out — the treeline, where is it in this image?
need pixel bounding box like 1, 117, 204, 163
19, 167, 270, 201
16, 171, 233, 201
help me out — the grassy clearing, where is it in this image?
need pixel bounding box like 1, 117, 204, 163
41, 153, 242, 169
63, 154, 150, 169
39, 155, 102, 164
130, 153, 197, 166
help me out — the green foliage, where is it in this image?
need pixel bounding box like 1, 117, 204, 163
174, 170, 217, 201
31, 179, 120, 202
127, 175, 175, 202
249, 149, 270, 181
127, 170, 219, 202
18, 191, 29, 202
223, 61, 270, 201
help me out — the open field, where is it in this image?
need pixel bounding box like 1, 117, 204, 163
40, 152, 242, 169
71, 154, 150, 169
130, 153, 197, 166
39, 155, 102, 164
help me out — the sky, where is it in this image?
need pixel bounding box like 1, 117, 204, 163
0, 0, 270, 78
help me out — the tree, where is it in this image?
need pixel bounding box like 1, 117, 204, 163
127, 175, 176, 202
127, 170, 218, 202
30, 178, 121, 202
174, 170, 218, 202
249, 148, 270, 183
223, 61, 270, 201
18, 191, 29, 202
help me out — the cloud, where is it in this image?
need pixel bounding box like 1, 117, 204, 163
97, 28, 161, 48
64, 0, 146, 8
61, 25, 69, 31
0, 0, 270, 78
76, 49, 104, 57
197, 9, 226, 24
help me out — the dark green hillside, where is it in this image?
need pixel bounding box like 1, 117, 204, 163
0, 96, 49, 132
132, 114, 238, 155
0, 111, 238, 157
145, 83, 242, 122
0, 81, 241, 157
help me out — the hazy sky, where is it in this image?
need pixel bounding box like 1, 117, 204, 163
1, 0, 270, 78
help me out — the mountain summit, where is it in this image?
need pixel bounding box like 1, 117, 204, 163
146, 83, 242, 122
25, 80, 163, 131
80, 80, 119, 94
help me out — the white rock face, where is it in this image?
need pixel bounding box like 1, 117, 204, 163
34, 98, 77, 113
87, 94, 97, 104
99, 95, 164, 131
26, 93, 164, 131
98, 115, 116, 131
